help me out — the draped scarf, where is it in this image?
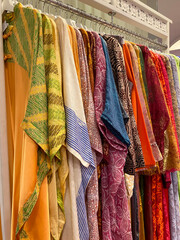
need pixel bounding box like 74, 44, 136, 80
103, 35, 145, 175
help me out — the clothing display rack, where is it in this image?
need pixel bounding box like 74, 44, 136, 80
39, 0, 168, 50
0, 0, 172, 239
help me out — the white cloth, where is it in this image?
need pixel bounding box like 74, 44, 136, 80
55, 17, 93, 240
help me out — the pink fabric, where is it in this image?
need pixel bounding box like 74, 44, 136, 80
92, 32, 132, 240
75, 29, 103, 240
157, 54, 180, 157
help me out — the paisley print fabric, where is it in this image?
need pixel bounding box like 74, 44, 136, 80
169, 172, 180, 240
93, 32, 132, 240
75, 29, 103, 240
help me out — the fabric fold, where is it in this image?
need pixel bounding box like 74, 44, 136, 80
55, 17, 94, 240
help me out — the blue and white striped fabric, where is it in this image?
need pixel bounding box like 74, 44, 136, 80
66, 106, 94, 166
66, 106, 95, 240
56, 16, 94, 240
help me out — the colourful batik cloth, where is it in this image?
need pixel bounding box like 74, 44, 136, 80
169, 172, 180, 240
75, 28, 103, 240
150, 51, 180, 172
42, 15, 67, 240
93, 33, 132, 240
127, 42, 160, 169
140, 46, 169, 169
168, 55, 180, 114
56, 17, 95, 240
79, 29, 95, 94
123, 43, 157, 170
103, 35, 145, 175
4, 3, 64, 239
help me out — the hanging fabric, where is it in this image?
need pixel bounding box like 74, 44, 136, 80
2, 2, 180, 240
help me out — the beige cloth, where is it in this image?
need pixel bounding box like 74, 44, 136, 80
56, 17, 91, 240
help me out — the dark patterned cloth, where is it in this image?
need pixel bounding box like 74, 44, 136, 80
103, 35, 145, 175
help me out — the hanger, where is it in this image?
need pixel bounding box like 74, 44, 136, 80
66, 12, 77, 28
2, 0, 16, 12
23, 0, 34, 9
66, 19, 77, 28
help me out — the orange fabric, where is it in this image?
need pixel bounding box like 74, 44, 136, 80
68, 25, 81, 89
123, 43, 155, 168
5, 62, 50, 240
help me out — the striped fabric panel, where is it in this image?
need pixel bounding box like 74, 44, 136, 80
65, 106, 95, 239
77, 159, 96, 239
76, 184, 89, 240
65, 106, 94, 167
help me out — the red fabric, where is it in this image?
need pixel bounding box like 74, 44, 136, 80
158, 55, 180, 157
150, 51, 180, 172
144, 176, 153, 240
140, 46, 169, 157
162, 187, 171, 240
152, 174, 164, 240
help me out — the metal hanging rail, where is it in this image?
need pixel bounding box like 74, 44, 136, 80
39, 0, 167, 50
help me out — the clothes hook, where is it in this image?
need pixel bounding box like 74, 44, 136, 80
108, 11, 116, 34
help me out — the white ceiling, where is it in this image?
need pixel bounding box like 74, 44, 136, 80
158, 0, 180, 54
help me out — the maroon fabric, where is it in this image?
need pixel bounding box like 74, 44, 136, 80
162, 187, 171, 240
144, 176, 153, 240
140, 46, 169, 157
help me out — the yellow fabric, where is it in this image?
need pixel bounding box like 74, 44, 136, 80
133, 45, 151, 121
124, 174, 134, 198
68, 25, 81, 89
139, 192, 145, 240
45, 17, 68, 240
5, 62, 50, 240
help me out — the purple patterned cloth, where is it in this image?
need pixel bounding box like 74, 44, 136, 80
93, 32, 132, 240
169, 172, 180, 240
75, 29, 103, 240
